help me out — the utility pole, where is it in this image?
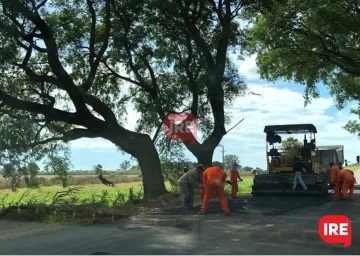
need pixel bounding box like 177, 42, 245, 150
218, 144, 225, 169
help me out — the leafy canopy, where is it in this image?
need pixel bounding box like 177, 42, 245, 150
245, 0, 360, 135
224, 154, 240, 170
280, 137, 303, 155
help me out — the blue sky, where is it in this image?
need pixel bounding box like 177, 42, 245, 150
61, 54, 360, 171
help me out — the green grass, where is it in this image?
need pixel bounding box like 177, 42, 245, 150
224, 177, 253, 195
346, 164, 360, 172
0, 177, 253, 208
0, 182, 147, 207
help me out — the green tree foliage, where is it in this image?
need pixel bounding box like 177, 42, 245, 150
0, 0, 167, 198
44, 150, 72, 188
23, 162, 40, 188
245, 0, 360, 136
160, 144, 189, 194
106, 0, 257, 166
224, 154, 240, 170
0, 161, 40, 190
93, 164, 103, 175
242, 166, 252, 172
280, 137, 303, 155
119, 160, 131, 171
212, 161, 223, 168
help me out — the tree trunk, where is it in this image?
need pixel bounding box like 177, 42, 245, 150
196, 152, 213, 168
105, 129, 167, 199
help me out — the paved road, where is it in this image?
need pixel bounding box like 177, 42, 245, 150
1, 192, 360, 255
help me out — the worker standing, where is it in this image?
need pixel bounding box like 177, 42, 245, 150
339, 168, 356, 200
329, 162, 341, 201
230, 163, 243, 198
338, 162, 343, 198
292, 156, 307, 191
178, 165, 205, 209
198, 165, 230, 216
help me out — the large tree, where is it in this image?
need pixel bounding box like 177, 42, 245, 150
104, 0, 259, 167
0, 0, 167, 198
224, 154, 240, 169
245, 0, 360, 136
280, 137, 303, 155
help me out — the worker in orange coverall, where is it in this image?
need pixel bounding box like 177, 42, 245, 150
198, 165, 230, 216
230, 163, 243, 198
339, 168, 356, 200
329, 162, 341, 201
338, 162, 343, 198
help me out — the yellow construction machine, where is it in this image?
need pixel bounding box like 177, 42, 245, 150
251, 124, 342, 196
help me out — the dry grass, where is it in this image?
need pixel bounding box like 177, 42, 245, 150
0, 174, 142, 190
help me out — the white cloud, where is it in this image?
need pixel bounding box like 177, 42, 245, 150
70, 138, 116, 150
238, 54, 260, 80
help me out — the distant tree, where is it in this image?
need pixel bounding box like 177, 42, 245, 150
23, 162, 40, 188
212, 161, 223, 168
242, 166, 253, 172
93, 164, 103, 175
119, 160, 131, 171
280, 137, 303, 155
224, 154, 240, 170
1, 163, 20, 191
44, 150, 72, 188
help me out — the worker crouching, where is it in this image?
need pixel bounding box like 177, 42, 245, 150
178, 165, 205, 209
198, 166, 230, 216
339, 169, 356, 200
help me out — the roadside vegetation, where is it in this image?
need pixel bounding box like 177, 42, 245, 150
0, 156, 255, 223
346, 164, 360, 172
1, 0, 359, 225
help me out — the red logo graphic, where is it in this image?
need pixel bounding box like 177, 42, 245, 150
318, 215, 352, 247
163, 113, 197, 144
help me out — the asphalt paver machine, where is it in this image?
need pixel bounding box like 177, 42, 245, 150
251, 124, 329, 196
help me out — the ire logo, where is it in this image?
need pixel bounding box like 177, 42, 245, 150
318, 215, 352, 247
163, 112, 197, 144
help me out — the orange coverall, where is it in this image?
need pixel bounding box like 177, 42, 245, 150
339, 169, 356, 199
200, 166, 230, 214
330, 164, 341, 200
230, 168, 241, 197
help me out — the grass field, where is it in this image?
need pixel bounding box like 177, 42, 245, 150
0, 177, 254, 207
346, 164, 360, 172
0, 182, 145, 207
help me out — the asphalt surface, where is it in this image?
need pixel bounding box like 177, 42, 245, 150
1, 188, 360, 255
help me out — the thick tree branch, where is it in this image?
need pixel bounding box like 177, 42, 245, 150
215, 0, 231, 68
86, 0, 96, 65
0, 127, 99, 151
102, 59, 141, 86
82, 93, 118, 125
6, 0, 91, 115
178, 3, 216, 69
82, 0, 112, 92
0, 90, 81, 125
209, 0, 224, 25
152, 122, 163, 142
